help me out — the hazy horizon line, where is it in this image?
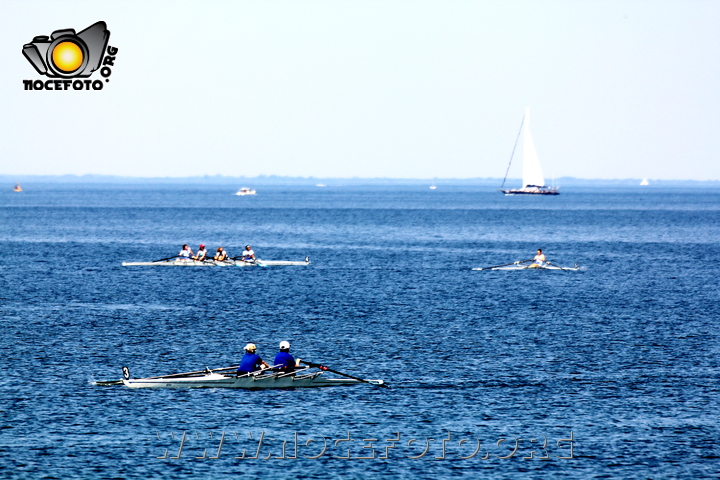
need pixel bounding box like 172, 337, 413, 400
1, 174, 719, 186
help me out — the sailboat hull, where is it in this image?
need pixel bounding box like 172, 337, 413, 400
501, 187, 559, 195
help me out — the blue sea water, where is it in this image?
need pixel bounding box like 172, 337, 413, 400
0, 184, 718, 479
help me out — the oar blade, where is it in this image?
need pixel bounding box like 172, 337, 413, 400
300, 361, 388, 388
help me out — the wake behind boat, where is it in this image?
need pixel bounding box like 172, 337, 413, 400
499, 108, 559, 195
96, 364, 384, 389
122, 257, 310, 267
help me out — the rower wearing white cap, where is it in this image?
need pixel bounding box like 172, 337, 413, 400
237, 343, 270, 376
241, 245, 255, 262
274, 341, 301, 372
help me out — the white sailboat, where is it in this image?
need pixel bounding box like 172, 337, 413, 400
640, 178, 649, 186
500, 108, 559, 195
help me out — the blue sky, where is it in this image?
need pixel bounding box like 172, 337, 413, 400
1, 0, 719, 180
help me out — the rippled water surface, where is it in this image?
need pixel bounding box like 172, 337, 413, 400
1, 185, 718, 479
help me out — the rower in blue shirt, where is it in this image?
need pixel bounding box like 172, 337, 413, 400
274, 341, 301, 372
237, 343, 270, 376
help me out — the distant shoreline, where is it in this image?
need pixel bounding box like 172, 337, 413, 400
1, 174, 719, 187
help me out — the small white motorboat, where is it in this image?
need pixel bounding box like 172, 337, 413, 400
235, 187, 257, 196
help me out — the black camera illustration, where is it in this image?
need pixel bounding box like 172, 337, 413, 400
22, 21, 109, 78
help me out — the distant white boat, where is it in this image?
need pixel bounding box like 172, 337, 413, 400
429, 185, 437, 190
429, 178, 437, 189
640, 178, 649, 186
316, 184, 326, 187
500, 108, 559, 195
235, 187, 256, 196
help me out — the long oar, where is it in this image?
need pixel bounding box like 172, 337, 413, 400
95, 364, 281, 386
103, 365, 238, 383
475, 259, 533, 271
145, 364, 285, 380
546, 261, 572, 272
300, 361, 388, 388
144, 365, 239, 380
235, 364, 287, 378
152, 255, 180, 263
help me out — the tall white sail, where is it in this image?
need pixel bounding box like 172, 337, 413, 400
522, 107, 545, 188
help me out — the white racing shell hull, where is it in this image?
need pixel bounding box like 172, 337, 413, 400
122, 258, 310, 267
122, 372, 383, 389
473, 265, 579, 271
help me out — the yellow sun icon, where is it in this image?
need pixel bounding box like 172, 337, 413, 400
52, 41, 83, 73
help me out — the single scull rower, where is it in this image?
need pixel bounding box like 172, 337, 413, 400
527, 249, 546, 268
